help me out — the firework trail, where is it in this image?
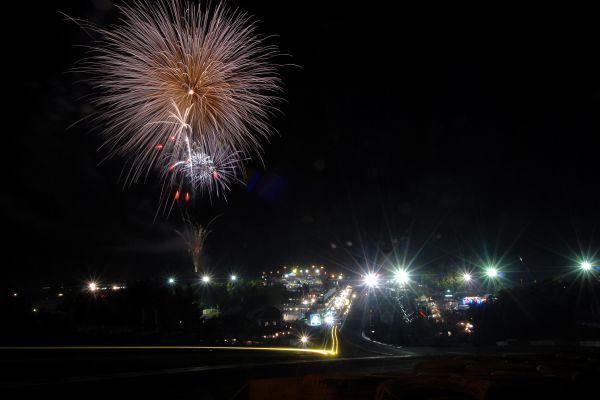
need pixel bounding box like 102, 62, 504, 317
176, 216, 214, 274
77, 0, 281, 200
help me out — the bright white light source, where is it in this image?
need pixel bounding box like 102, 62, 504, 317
88, 282, 98, 292
202, 275, 211, 283
168, 277, 175, 284
462, 273, 472, 282
324, 315, 335, 325
300, 335, 308, 344
394, 269, 409, 284
230, 275, 237, 281
581, 261, 593, 271
364, 273, 379, 288
485, 267, 498, 278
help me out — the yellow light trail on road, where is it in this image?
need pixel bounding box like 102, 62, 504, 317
327, 324, 339, 355
0, 322, 342, 357
0, 344, 338, 356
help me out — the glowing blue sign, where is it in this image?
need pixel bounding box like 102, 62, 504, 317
309, 313, 322, 326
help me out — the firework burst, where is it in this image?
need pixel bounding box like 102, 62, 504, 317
78, 0, 281, 198
164, 136, 243, 199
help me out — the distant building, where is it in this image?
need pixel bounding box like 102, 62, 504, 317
251, 306, 281, 327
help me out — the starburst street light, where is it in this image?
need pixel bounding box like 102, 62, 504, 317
230, 275, 237, 281
394, 269, 410, 285
88, 282, 98, 292
581, 261, 593, 271
168, 277, 176, 285
300, 335, 309, 344
201, 275, 211, 284
462, 273, 472, 282
364, 273, 379, 288
485, 267, 498, 278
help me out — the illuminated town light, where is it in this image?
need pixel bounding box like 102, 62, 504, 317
88, 282, 98, 292
581, 261, 593, 271
485, 267, 498, 278
394, 269, 409, 284
168, 277, 176, 284
300, 335, 308, 344
364, 273, 379, 288
202, 275, 211, 284
230, 275, 237, 281
324, 315, 335, 325
462, 273, 472, 282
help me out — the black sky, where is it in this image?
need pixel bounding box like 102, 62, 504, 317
4, 1, 600, 286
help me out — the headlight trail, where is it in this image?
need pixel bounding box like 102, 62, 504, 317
331, 325, 339, 355
1, 320, 343, 357
0, 345, 337, 356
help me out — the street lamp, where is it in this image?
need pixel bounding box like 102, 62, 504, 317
581, 261, 593, 271
364, 273, 379, 288
88, 282, 98, 292
300, 335, 308, 344
230, 274, 237, 281
394, 269, 409, 285
168, 277, 176, 285
485, 267, 498, 278
462, 273, 472, 282
202, 275, 211, 284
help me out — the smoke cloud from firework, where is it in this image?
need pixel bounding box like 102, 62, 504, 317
79, 0, 281, 201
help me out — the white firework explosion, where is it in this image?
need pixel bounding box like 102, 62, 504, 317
166, 138, 242, 199
76, 0, 281, 199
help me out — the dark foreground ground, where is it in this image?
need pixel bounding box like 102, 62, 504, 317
2, 346, 600, 399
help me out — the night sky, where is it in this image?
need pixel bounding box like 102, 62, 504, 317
4, 1, 600, 286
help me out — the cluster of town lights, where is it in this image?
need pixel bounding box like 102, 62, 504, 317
86, 260, 596, 296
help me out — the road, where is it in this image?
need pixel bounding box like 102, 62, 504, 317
337, 286, 445, 357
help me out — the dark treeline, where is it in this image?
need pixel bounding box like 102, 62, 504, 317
471, 279, 600, 343
0, 279, 288, 345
